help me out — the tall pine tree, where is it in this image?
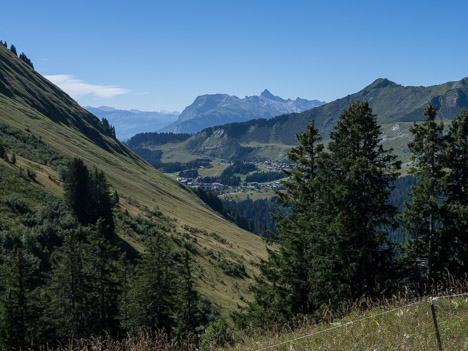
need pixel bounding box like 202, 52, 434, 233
243, 102, 400, 325
64, 159, 115, 235
82, 219, 120, 336
443, 108, 468, 278
326, 101, 400, 299
174, 251, 202, 338
128, 230, 176, 334
402, 103, 448, 292
244, 122, 325, 323
46, 228, 91, 341
64, 158, 91, 225
0, 241, 40, 349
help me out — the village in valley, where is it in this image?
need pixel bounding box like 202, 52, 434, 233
173, 160, 288, 198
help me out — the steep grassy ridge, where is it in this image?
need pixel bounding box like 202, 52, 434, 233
0, 44, 267, 317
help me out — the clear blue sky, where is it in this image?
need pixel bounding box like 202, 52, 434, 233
2, 0, 468, 112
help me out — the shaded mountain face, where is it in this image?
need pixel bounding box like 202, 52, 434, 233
159, 90, 325, 134
181, 77, 468, 160
85, 106, 179, 141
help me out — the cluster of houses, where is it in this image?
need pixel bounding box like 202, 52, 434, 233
175, 160, 289, 196
177, 176, 284, 195
177, 177, 225, 191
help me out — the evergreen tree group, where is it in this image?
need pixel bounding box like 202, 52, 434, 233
238, 102, 468, 326
0, 158, 208, 349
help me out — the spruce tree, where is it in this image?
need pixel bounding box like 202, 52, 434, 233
9, 44, 17, 56
64, 159, 115, 233
244, 102, 400, 325
128, 231, 176, 334
64, 158, 91, 225
244, 122, 326, 323
0, 245, 39, 349
326, 101, 400, 298
82, 219, 120, 336
89, 168, 115, 236
19, 52, 34, 69
46, 229, 91, 340
174, 251, 201, 338
402, 103, 448, 292
444, 108, 468, 278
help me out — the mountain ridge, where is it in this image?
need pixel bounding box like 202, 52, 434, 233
160, 90, 325, 134
164, 77, 468, 162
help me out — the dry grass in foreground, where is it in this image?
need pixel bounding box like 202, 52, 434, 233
220, 293, 468, 350
37, 332, 196, 351
33, 289, 468, 351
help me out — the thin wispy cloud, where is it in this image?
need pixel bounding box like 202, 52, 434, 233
45, 74, 129, 99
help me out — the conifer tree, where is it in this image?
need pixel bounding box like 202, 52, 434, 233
83, 219, 120, 336
64, 158, 91, 225
402, 103, 448, 292
64, 159, 115, 234
0, 143, 5, 159
19, 52, 34, 69
244, 122, 326, 323
443, 108, 468, 278
244, 102, 400, 325
89, 168, 115, 236
174, 251, 201, 338
326, 101, 400, 298
9, 44, 17, 56
128, 231, 176, 334
46, 229, 91, 340
0, 245, 39, 349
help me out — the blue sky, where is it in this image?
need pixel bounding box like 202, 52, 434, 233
2, 0, 468, 111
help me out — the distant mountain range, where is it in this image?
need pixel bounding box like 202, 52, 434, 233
159, 90, 325, 134
171, 77, 468, 161
85, 106, 179, 141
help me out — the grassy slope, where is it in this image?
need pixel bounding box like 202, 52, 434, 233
222, 295, 468, 350
0, 45, 268, 318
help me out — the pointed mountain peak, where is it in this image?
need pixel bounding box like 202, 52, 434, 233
260, 89, 285, 102
260, 89, 273, 97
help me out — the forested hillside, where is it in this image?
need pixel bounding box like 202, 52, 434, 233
0, 41, 268, 348
235, 102, 468, 331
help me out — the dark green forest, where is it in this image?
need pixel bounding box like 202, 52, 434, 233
0, 158, 217, 349
234, 102, 468, 327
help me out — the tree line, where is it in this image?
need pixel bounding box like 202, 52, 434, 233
235, 102, 468, 326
